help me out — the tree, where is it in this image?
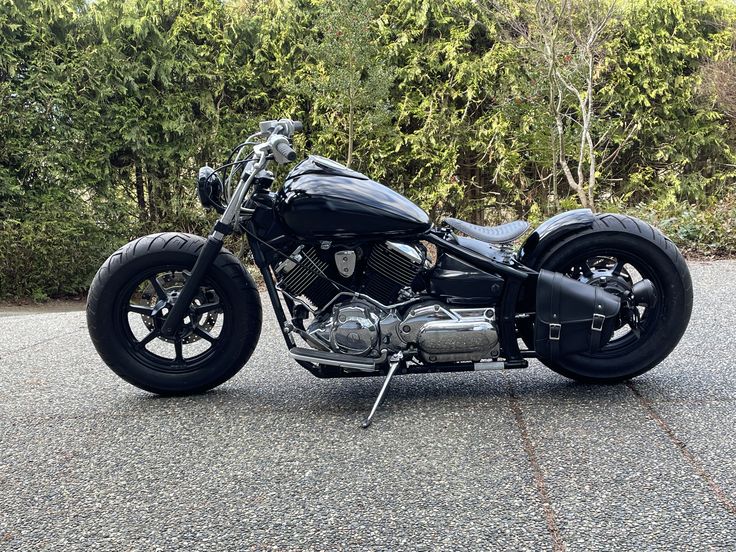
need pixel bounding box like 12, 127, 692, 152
304, 0, 393, 168
700, 22, 736, 123
607, 0, 736, 204
488, 0, 637, 210
3, 0, 736, 299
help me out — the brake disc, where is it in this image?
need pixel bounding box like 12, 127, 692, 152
140, 271, 219, 344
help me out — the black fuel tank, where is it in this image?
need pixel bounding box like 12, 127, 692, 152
275, 155, 431, 239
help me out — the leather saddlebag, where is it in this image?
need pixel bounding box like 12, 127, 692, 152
534, 269, 621, 359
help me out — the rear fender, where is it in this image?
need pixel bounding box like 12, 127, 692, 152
517, 209, 594, 267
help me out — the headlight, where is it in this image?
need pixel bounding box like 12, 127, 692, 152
197, 166, 226, 214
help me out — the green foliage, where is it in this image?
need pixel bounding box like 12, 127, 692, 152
615, 194, 736, 258
0, 204, 125, 299
299, 0, 394, 168
603, 0, 736, 202
1, 0, 736, 299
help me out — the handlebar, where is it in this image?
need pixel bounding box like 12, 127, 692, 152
275, 140, 297, 162
255, 118, 302, 165
258, 118, 303, 138
217, 117, 300, 218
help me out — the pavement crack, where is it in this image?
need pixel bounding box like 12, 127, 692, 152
627, 382, 736, 517
507, 381, 566, 552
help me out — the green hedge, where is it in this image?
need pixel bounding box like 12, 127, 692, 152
1, 0, 735, 300
0, 211, 125, 301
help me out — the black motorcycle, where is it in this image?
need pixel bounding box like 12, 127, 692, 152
87, 119, 693, 427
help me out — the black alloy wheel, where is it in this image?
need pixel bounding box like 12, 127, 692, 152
87, 233, 262, 395
520, 214, 692, 383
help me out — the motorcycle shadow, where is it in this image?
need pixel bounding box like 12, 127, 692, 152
126, 364, 635, 417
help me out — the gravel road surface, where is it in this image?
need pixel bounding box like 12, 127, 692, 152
1, 261, 735, 551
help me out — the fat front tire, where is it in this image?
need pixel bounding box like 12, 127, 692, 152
87, 232, 262, 395
524, 214, 693, 383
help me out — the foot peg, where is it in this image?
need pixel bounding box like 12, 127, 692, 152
362, 355, 403, 428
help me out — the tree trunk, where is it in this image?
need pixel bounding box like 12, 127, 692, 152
146, 171, 156, 223
547, 50, 560, 213
347, 100, 354, 168
474, 165, 483, 225
555, 117, 590, 209
134, 162, 146, 222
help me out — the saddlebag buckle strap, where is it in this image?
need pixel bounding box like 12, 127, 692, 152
591, 313, 605, 332
549, 323, 561, 341
589, 312, 606, 353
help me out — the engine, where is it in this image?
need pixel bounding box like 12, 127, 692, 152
274, 240, 500, 364
362, 242, 424, 305
398, 304, 500, 363
274, 246, 337, 309
306, 300, 500, 363
308, 301, 383, 355
274, 240, 424, 310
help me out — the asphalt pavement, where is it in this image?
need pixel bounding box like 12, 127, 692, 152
1, 261, 735, 551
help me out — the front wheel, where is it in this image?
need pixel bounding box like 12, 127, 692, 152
87, 232, 262, 395
521, 214, 693, 383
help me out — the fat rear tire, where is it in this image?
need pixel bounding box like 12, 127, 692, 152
522, 214, 693, 383
87, 232, 262, 395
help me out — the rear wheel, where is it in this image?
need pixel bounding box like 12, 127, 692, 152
521, 214, 692, 383
87, 233, 262, 394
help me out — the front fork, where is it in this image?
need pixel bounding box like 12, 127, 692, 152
160, 154, 267, 339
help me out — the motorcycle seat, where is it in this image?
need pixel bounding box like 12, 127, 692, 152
443, 218, 529, 243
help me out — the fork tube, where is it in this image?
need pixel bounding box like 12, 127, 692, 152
159, 237, 224, 338
160, 156, 266, 338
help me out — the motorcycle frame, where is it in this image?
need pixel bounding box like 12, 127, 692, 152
162, 132, 597, 375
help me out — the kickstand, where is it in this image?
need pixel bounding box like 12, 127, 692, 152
362, 354, 403, 429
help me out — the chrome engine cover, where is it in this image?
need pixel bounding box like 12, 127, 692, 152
308, 301, 382, 356
399, 303, 500, 363
306, 299, 499, 363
